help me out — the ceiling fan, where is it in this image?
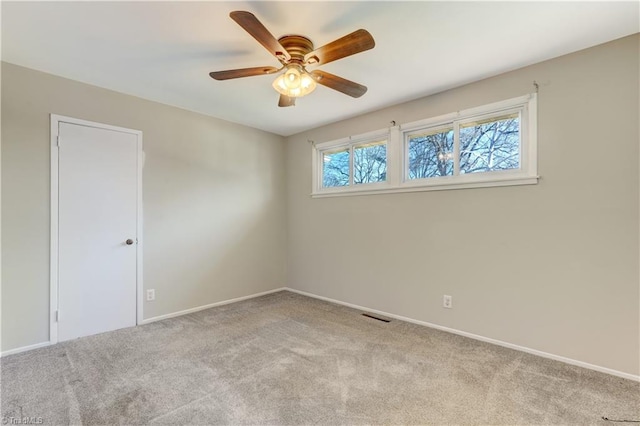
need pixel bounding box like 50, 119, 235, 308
209, 11, 375, 107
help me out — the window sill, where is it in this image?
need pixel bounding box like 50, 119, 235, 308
311, 175, 539, 198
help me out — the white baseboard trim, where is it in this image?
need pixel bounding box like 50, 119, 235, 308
4, 288, 637, 382
140, 287, 287, 325
285, 288, 640, 382
1, 341, 52, 357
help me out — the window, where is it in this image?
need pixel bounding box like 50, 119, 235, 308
459, 113, 520, 174
407, 127, 454, 179
312, 94, 537, 197
405, 110, 524, 184
354, 141, 387, 184
322, 148, 349, 187
317, 132, 388, 191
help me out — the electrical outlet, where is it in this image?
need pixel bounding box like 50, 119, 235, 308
443, 295, 452, 309
146, 289, 155, 301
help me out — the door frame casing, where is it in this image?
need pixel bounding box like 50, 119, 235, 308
50, 114, 144, 344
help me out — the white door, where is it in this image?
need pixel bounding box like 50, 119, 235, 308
57, 121, 139, 342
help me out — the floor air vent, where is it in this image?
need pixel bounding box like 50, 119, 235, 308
361, 313, 391, 323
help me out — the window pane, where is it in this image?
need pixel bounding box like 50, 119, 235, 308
354, 141, 387, 184
322, 148, 350, 187
407, 128, 454, 179
460, 113, 520, 174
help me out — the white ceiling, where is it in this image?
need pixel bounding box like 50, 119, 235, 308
2, 1, 638, 136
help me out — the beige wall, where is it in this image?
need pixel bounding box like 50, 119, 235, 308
285, 35, 640, 376
1, 62, 287, 351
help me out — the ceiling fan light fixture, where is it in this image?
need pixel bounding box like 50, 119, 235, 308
272, 64, 316, 98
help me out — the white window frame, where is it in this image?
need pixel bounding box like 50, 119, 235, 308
312, 128, 391, 196
312, 94, 538, 198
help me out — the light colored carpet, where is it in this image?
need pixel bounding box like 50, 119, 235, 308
1, 291, 638, 425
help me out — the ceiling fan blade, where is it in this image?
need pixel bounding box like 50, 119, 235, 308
278, 94, 296, 107
304, 29, 374, 66
310, 70, 367, 98
209, 66, 279, 80
230, 11, 291, 62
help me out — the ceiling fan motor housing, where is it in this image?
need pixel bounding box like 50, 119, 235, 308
278, 35, 315, 64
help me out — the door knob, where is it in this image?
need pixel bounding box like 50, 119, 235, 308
126, 239, 134, 245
